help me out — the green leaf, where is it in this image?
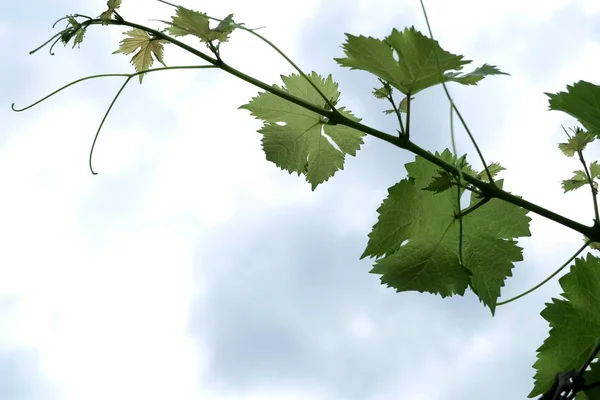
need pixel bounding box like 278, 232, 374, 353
240, 72, 365, 190
166, 7, 236, 43
562, 170, 590, 192
362, 150, 530, 312
558, 129, 596, 157
424, 155, 478, 193
528, 253, 600, 398
213, 13, 236, 38
100, 0, 121, 25
476, 162, 506, 182
443, 63, 509, 85
562, 163, 600, 193
398, 95, 415, 113
335, 27, 502, 95
373, 86, 391, 99
423, 170, 456, 193
112, 29, 168, 83
591, 161, 600, 182
60, 16, 87, 49
547, 81, 600, 135
73, 26, 86, 48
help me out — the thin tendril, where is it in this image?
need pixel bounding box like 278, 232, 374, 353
12, 73, 132, 112
86, 65, 217, 174
52, 16, 70, 29
419, 0, 495, 184
48, 36, 64, 55
73, 14, 93, 21
12, 65, 212, 112
29, 32, 63, 55
11, 65, 215, 174
496, 240, 591, 306
89, 75, 133, 174
457, 196, 490, 218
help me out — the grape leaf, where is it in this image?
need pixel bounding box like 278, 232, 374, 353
476, 162, 505, 182
592, 162, 600, 179
563, 170, 591, 192
529, 253, 600, 398
424, 155, 478, 193
562, 163, 600, 193
373, 86, 391, 99
361, 150, 530, 313
73, 25, 86, 48
240, 72, 365, 190
335, 27, 506, 95
60, 16, 86, 49
558, 129, 596, 157
166, 6, 236, 43
423, 170, 456, 193
100, 0, 121, 25
443, 63, 509, 85
398, 95, 415, 113
112, 29, 168, 83
547, 81, 600, 135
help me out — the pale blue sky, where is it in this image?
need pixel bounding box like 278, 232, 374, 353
2, 0, 600, 399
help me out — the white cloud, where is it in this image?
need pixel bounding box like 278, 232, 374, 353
2, 0, 599, 399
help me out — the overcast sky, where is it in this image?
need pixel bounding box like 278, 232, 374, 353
2, 0, 600, 399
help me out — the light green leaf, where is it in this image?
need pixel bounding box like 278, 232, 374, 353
166, 6, 236, 43
373, 86, 391, 99
112, 29, 167, 83
398, 95, 415, 113
362, 150, 530, 312
591, 161, 600, 179
558, 129, 596, 157
100, 0, 122, 25
476, 162, 506, 182
562, 169, 598, 193
240, 72, 365, 190
60, 16, 87, 49
73, 25, 86, 48
547, 81, 600, 135
529, 254, 600, 398
213, 13, 236, 39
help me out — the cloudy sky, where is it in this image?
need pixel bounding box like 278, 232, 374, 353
2, 0, 600, 399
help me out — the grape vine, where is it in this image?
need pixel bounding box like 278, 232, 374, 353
11, 0, 600, 398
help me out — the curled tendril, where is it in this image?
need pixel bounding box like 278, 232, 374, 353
12, 65, 216, 174
28, 14, 93, 55
29, 32, 63, 55
48, 36, 63, 56
89, 76, 133, 174
73, 14, 93, 21
52, 16, 70, 29
12, 73, 131, 112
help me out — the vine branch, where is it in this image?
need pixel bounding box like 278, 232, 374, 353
15, 14, 600, 244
